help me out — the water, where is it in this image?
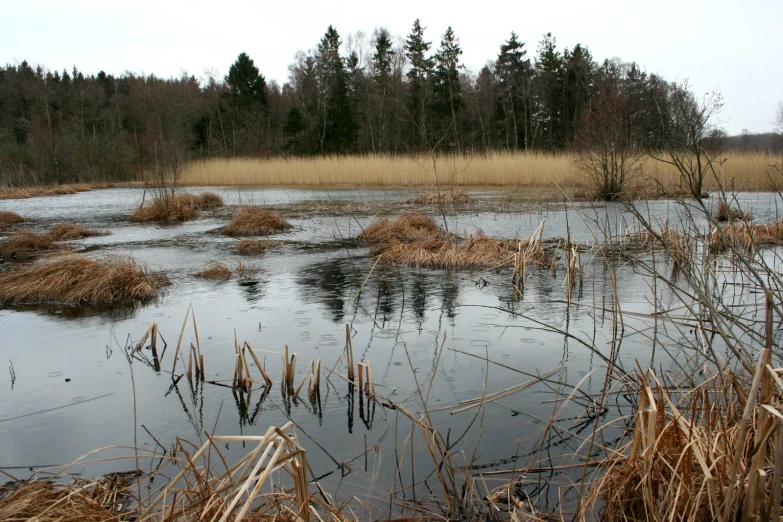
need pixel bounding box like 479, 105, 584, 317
0, 187, 777, 512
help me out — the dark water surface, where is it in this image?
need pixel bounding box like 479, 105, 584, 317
0, 188, 777, 511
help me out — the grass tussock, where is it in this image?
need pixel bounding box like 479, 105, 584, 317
407, 189, 471, 204
128, 193, 201, 222
710, 220, 783, 253
715, 199, 751, 222
49, 223, 106, 240
593, 359, 783, 521
237, 239, 283, 255
219, 207, 292, 237
193, 262, 232, 280
0, 254, 170, 306
0, 230, 64, 259
0, 211, 24, 224
374, 233, 548, 269
0, 182, 114, 200
197, 191, 224, 209
179, 152, 776, 192
358, 212, 444, 243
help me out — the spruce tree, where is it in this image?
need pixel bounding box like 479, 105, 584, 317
433, 26, 464, 151
404, 19, 434, 149
226, 52, 268, 109
496, 32, 532, 150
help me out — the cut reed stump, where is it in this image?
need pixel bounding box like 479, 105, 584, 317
358, 212, 445, 243
220, 207, 292, 237
0, 254, 170, 306
0, 211, 24, 224
49, 223, 106, 240
0, 230, 65, 259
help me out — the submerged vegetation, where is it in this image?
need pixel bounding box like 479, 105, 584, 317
219, 207, 292, 236
0, 254, 169, 306
237, 239, 283, 254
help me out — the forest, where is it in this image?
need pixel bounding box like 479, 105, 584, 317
1, 21, 780, 187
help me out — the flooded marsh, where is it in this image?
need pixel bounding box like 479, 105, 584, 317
1, 187, 782, 519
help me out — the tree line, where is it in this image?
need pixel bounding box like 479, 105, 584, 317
0, 21, 769, 186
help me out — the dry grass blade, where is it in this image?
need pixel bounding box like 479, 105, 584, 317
237, 240, 282, 255
0, 211, 24, 224
358, 212, 444, 243
0, 254, 170, 306
194, 262, 232, 280
220, 207, 292, 237
0, 230, 65, 259
407, 190, 471, 204
49, 223, 106, 240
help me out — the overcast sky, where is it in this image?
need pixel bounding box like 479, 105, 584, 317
3, 0, 781, 135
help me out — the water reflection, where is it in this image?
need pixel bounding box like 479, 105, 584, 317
298, 258, 357, 323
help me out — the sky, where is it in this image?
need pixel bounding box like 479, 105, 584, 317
3, 0, 781, 135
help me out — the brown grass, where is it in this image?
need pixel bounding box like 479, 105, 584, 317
193, 262, 232, 279
0, 254, 170, 306
237, 239, 283, 255
197, 191, 224, 209
219, 207, 292, 237
358, 212, 444, 243
0, 211, 24, 224
709, 220, 783, 253
0, 230, 64, 259
592, 358, 783, 521
179, 152, 777, 192
49, 223, 106, 240
716, 199, 752, 222
0, 182, 115, 200
407, 189, 471, 204
374, 233, 549, 269
0, 480, 122, 522
128, 193, 201, 222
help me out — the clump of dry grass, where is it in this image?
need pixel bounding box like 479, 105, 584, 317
219, 207, 292, 237
197, 191, 224, 209
49, 223, 106, 240
0, 254, 170, 306
129, 193, 201, 222
194, 262, 232, 280
237, 239, 282, 255
0, 230, 64, 259
0, 480, 121, 522
358, 212, 444, 243
374, 233, 548, 270
593, 354, 783, 521
634, 224, 691, 266
715, 199, 751, 222
0, 183, 112, 200
709, 220, 783, 253
407, 190, 471, 204
0, 211, 24, 224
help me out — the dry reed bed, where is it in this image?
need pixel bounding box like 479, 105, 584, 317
0, 230, 65, 259
358, 212, 445, 243
0, 254, 169, 306
220, 207, 292, 237
180, 152, 777, 191
407, 189, 471, 204
0, 182, 112, 200
709, 220, 783, 253
129, 192, 223, 222
0, 211, 24, 224
237, 239, 283, 255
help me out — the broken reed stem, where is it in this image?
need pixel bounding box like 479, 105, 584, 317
345, 324, 354, 382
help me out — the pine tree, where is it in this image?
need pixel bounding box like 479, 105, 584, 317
433, 26, 464, 151
404, 19, 434, 149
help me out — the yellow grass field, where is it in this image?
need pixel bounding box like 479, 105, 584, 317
180, 152, 782, 192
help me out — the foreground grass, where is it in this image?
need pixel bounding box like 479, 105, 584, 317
180, 151, 780, 191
